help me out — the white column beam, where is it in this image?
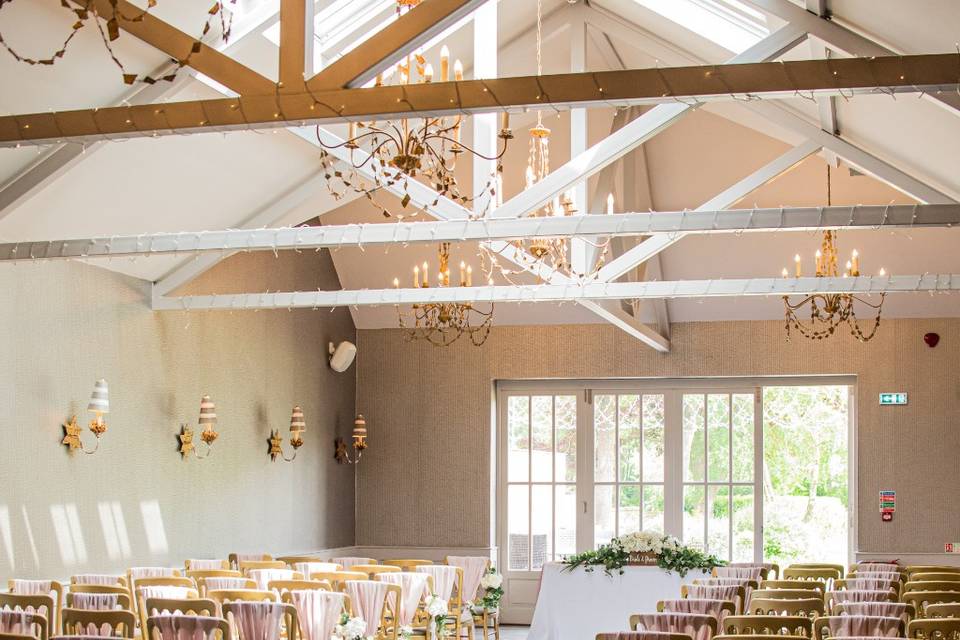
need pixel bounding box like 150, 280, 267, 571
472, 1, 498, 216
150, 274, 960, 310
596, 139, 823, 282
568, 15, 589, 275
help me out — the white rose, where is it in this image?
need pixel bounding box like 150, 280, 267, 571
481, 573, 502, 589
427, 596, 449, 617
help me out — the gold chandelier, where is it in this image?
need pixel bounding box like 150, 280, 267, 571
393, 242, 494, 346
317, 0, 512, 219
780, 166, 886, 342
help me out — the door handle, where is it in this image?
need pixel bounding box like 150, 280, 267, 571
583, 500, 588, 514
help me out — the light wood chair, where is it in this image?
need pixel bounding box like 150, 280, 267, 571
415, 565, 468, 640
61, 609, 135, 638
905, 581, 960, 593
0, 609, 49, 640
656, 600, 736, 618
906, 617, 960, 640
185, 569, 241, 582
834, 601, 916, 621
266, 580, 331, 596
280, 589, 352, 612
629, 613, 718, 638
275, 555, 322, 566
597, 634, 693, 640
750, 589, 823, 601
142, 597, 218, 632
193, 576, 256, 596
222, 602, 298, 640
788, 564, 845, 576
228, 554, 273, 570
70, 576, 127, 588
0, 633, 43, 640
133, 577, 198, 624
0, 594, 56, 640
783, 567, 841, 584
184, 560, 230, 571
835, 578, 901, 595
926, 603, 960, 618
714, 636, 806, 640
906, 566, 960, 579
722, 615, 812, 636
145, 614, 230, 640
239, 560, 286, 573
65, 591, 131, 611
308, 572, 367, 592
914, 574, 960, 583
746, 598, 825, 619
351, 565, 402, 580
760, 580, 826, 592
903, 592, 960, 617
342, 582, 401, 640
812, 615, 905, 640
206, 590, 278, 605
382, 560, 434, 571
6, 582, 64, 632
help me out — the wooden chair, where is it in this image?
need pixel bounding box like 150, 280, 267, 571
597, 634, 693, 640
308, 572, 367, 592
0, 594, 56, 640
789, 564, 845, 577
184, 560, 230, 571
657, 600, 736, 618
65, 591, 131, 611
61, 609, 135, 638
750, 589, 822, 601
695, 579, 759, 591
835, 578, 900, 594
825, 590, 898, 614
330, 558, 377, 570
70, 576, 127, 588
142, 597, 218, 633
905, 581, 960, 593
239, 560, 286, 573
907, 566, 960, 579
193, 576, 256, 596
6, 582, 64, 632
904, 592, 960, 617
629, 613, 718, 638
275, 555, 322, 566
723, 564, 780, 580
344, 582, 400, 640
0, 609, 49, 640
351, 565, 401, 580
723, 615, 813, 637
715, 636, 806, 640
228, 554, 273, 570
914, 574, 960, 583
145, 614, 230, 640
266, 580, 331, 596
416, 565, 469, 640
782, 567, 841, 584
760, 580, 826, 593
133, 578, 198, 625
813, 615, 905, 640
926, 603, 960, 618
185, 570, 242, 583
206, 590, 278, 605
907, 617, 960, 640
222, 602, 298, 640
382, 560, 434, 571
834, 601, 916, 621
280, 590, 352, 640
746, 598, 824, 619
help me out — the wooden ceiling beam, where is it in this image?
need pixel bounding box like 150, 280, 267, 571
2, 53, 957, 147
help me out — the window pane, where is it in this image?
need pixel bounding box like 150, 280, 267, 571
507, 396, 529, 482
643, 485, 665, 534
594, 395, 616, 482
531, 396, 553, 482
555, 396, 577, 482
555, 485, 577, 560
707, 394, 730, 482
708, 485, 731, 560
531, 485, 552, 569
683, 395, 705, 482
619, 395, 641, 482
732, 486, 754, 562
594, 485, 615, 546
642, 395, 665, 482
732, 393, 754, 483
507, 485, 529, 570
618, 485, 641, 536
683, 485, 705, 550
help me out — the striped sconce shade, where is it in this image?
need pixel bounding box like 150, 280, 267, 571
198, 395, 217, 426
290, 406, 305, 434
87, 379, 109, 414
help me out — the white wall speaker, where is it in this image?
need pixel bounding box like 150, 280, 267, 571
328, 341, 357, 372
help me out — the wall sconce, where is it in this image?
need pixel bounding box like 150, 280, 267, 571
334, 414, 368, 464
62, 379, 110, 454
270, 406, 306, 462
179, 395, 220, 459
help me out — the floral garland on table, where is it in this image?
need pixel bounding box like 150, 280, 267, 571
469, 566, 504, 614
563, 530, 724, 577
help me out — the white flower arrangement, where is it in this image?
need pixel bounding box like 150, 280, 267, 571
614, 530, 682, 555
474, 566, 504, 613
424, 594, 450, 637
479, 571, 502, 590
399, 625, 414, 640
333, 615, 371, 640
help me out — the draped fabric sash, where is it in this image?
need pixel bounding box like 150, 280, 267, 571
714, 567, 762, 580
292, 562, 340, 577
204, 578, 251, 592
698, 578, 754, 603
72, 594, 120, 611
839, 602, 912, 623
855, 571, 902, 581
248, 570, 297, 591
416, 566, 457, 601
288, 590, 346, 640
827, 615, 903, 637
632, 613, 715, 640
0, 609, 35, 635
151, 614, 224, 640
73, 575, 123, 586
10, 580, 52, 595
228, 602, 285, 640
130, 568, 177, 580
331, 558, 372, 570
236, 554, 267, 562
345, 581, 389, 638
188, 560, 226, 570
597, 634, 697, 640
843, 578, 898, 591
379, 573, 430, 626
139, 587, 194, 601
661, 599, 730, 621
446, 557, 488, 604
829, 590, 895, 605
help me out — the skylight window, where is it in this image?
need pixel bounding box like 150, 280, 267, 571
632, 0, 769, 53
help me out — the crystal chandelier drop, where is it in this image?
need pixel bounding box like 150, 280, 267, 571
393, 242, 494, 347
781, 166, 886, 342
316, 0, 512, 219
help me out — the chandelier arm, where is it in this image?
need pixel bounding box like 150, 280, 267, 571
432, 135, 508, 161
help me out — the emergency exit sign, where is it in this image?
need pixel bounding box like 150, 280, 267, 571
879, 392, 908, 405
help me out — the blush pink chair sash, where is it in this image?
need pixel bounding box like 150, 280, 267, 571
829, 590, 895, 605
187, 560, 225, 571
10, 580, 52, 595
72, 594, 120, 611
51, 636, 120, 640
843, 578, 898, 591
228, 602, 285, 640
416, 566, 457, 601
236, 555, 268, 562
380, 573, 430, 626
151, 614, 224, 640
345, 581, 390, 638
139, 587, 193, 601
292, 562, 340, 577
0, 610, 36, 636
446, 557, 488, 603
839, 602, 911, 623
661, 599, 731, 620
248, 570, 297, 591
828, 615, 903, 637
289, 590, 347, 640
72, 575, 123, 586
855, 571, 902, 581
130, 568, 177, 579
632, 613, 715, 640
714, 567, 762, 580
204, 578, 251, 592
858, 562, 899, 570
331, 558, 374, 570
597, 634, 693, 640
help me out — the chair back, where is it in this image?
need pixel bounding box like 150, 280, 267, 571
629, 613, 717, 640
266, 581, 330, 597
760, 580, 825, 592
184, 560, 229, 571
782, 567, 840, 585
906, 566, 960, 579
6, 582, 63, 632
722, 615, 812, 636
290, 563, 341, 577
788, 564, 845, 576
657, 600, 735, 620
728, 563, 779, 579
379, 573, 433, 627
826, 589, 898, 614
835, 601, 915, 622
914, 574, 960, 583
221, 602, 297, 640
382, 560, 434, 571
597, 634, 693, 640
416, 565, 464, 610
907, 617, 960, 640
926, 602, 960, 618
275, 556, 322, 566
70, 576, 126, 588
445, 557, 491, 605
282, 590, 351, 640
195, 577, 256, 596
714, 567, 763, 581
247, 570, 303, 591
330, 558, 376, 570
812, 615, 904, 640
349, 565, 400, 580
750, 589, 820, 601
0, 594, 55, 639
836, 578, 900, 593
714, 636, 806, 640
344, 581, 399, 640
145, 614, 229, 640
307, 572, 367, 592
903, 591, 960, 617
681, 585, 745, 614
746, 598, 824, 618
144, 598, 218, 618
0, 609, 49, 640
905, 581, 960, 593
65, 592, 130, 611
228, 554, 272, 570
240, 561, 286, 574
185, 570, 241, 583
206, 591, 278, 605
61, 609, 135, 638
133, 579, 198, 626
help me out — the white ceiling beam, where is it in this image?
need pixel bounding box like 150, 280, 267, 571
596, 139, 823, 282
13, 204, 958, 262
472, 1, 499, 216
578, 300, 671, 352
150, 274, 960, 310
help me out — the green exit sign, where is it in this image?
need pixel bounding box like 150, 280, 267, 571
879, 392, 908, 405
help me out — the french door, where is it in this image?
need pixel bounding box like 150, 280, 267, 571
497, 382, 763, 623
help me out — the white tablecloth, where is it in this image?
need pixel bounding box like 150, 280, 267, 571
528, 562, 710, 640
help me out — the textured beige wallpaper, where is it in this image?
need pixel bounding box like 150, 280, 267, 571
356, 319, 960, 553
1, 250, 356, 578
